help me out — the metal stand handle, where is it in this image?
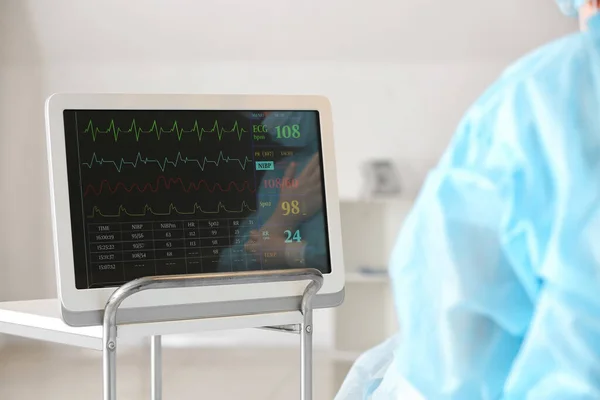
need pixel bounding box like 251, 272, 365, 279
102, 268, 323, 400
151, 336, 162, 400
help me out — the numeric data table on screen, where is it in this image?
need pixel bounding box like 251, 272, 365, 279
88, 217, 259, 287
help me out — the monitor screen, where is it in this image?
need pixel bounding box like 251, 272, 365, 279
63, 110, 331, 289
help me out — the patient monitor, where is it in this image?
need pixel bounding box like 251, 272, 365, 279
45, 94, 345, 326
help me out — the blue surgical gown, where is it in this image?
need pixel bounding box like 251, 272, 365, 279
337, 14, 600, 400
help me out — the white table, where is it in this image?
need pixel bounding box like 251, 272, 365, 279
0, 298, 303, 351
0, 269, 323, 400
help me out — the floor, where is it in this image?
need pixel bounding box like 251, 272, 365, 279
0, 341, 347, 399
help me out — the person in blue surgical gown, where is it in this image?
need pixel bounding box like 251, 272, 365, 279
336, 1, 600, 399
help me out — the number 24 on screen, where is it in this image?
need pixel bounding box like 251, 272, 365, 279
284, 230, 302, 243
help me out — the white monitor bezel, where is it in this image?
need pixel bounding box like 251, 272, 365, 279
46, 93, 344, 314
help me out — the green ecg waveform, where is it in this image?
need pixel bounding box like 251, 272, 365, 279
82, 119, 247, 142
82, 151, 253, 172
87, 201, 256, 218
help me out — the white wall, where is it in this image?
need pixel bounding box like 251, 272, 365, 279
19, 0, 574, 63
0, 1, 52, 301
0, 0, 576, 305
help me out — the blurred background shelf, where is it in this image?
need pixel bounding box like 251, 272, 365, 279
345, 272, 389, 284
329, 199, 411, 390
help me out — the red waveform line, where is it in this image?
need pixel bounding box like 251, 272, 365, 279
83, 176, 256, 197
